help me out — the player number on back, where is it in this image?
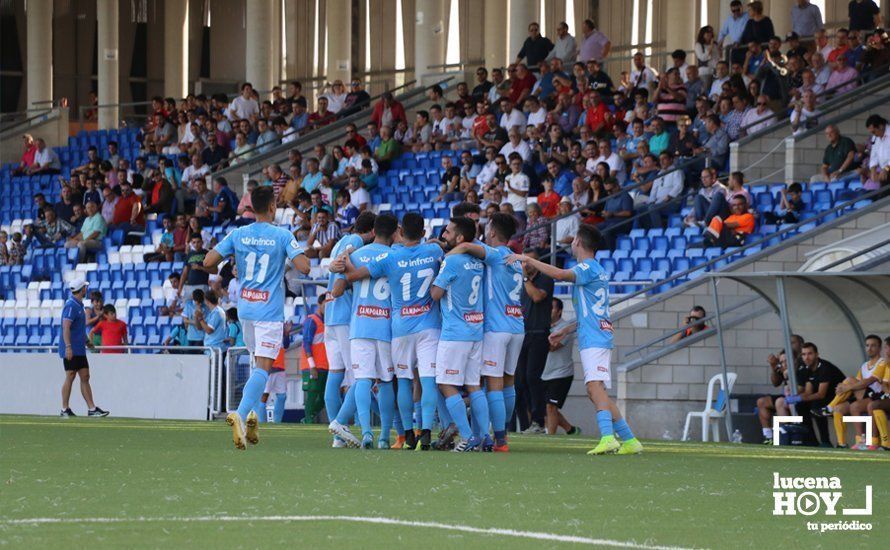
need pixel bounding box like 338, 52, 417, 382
469, 275, 481, 305
358, 277, 390, 300
509, 273, 523, 301
243, 252, 270, 284
578, 287, 607, 317
399, 268, 435, 301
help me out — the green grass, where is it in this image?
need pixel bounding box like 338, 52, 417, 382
1, 415, 888, 548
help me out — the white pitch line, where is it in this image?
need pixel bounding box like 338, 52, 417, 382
0, 514, 698, 549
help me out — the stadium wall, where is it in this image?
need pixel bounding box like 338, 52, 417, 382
0, 353, 212, 420
559, 198, 890, 439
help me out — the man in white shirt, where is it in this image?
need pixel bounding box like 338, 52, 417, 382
228, 83, 259, 121
740, 94, 774, 136
866, 114, 890, 186
504, 155, 530, 215
630, 52, 658, 91
29, 138, 61, 174
546, 21, 578, 66
180, 153, 209, 187
640, 151, 684, 229
347, 175, 371, 211
591, 139, 626, 185
708, 61, 730, 100
499, 98, 527, 134
499, 128, 532, 163
475, 147, 500, 187
524, 96, 548, 133
554, 198, 580, 245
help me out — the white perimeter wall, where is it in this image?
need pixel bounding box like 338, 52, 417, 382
0, 353, 211, 420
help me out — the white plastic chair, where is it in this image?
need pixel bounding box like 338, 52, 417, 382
682, 372, 738, 442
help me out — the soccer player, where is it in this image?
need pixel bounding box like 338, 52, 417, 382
329, 213, 398, 449
816, 335, 887, 449
431, 217, 488, 452
322, 211, 376, 447
507, 224, 643, 455
867, 336, 890, 450
204, 185, 310, 450
336, 212, 444, 450
447, 212, 524, 452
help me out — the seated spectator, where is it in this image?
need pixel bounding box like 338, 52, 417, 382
554, 197, 580, 246
347, 175, 370, 212
598, 177, 634, 237
740, 94, 774, 136
434, 154, 462, 203
145, 174, 174, 216
370, 92, 407, 129
89, 304, 128, 353
308, 96, 336, 128
207, 177, 238, 225
144, 216, 176, 263
65, 200, 106, 262
592, 139, 626, 185
825, 55, 859, 96
726, 171, 751, 204
342, 79, 371, 115
537, 177, 561, 218
109, 182, 146, 234
409, 110, 433, 153
776, 342, 846, 446
647, 117, 671, 156
685, 167, 728, 227
305, 209, 341, 259
499, 98, 527, 134
670, 306, 708, 344
701, 194, 755, 247
865, 114, 889, 190
638, 152, 684, 230
13, 133, 37, 175
814, 124, 856, 182
33, 207, 75, 248
790, 89, 820, 133
522, 203, 550, 250
500, 127, 532, 163
673, 116, 699, 158
764, 182, 805, 224
0, 230, 9, 265
28, 138, 61, 175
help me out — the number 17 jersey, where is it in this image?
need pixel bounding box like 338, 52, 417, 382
366, 242, 443, 338
213, 222, 304, 322
571, 258, 613, 350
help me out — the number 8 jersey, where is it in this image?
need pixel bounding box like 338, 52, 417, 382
433, 253, 485, 342
213, 222, 305, 322
571, 258, 613, 350
339, 242, 393, 342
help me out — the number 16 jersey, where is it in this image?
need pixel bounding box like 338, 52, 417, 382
340, 242, 392, 342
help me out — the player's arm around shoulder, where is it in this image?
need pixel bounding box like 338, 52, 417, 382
446, 242, 486, 260
285, 228, 311, 274
430, 257, 452, 302
505, 252, 576, 282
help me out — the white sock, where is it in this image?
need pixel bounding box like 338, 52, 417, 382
762, 428, 773, 438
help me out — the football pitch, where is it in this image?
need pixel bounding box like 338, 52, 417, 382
1, 416, 887, 548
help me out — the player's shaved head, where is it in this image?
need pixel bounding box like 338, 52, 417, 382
353, 211, 376, 234
251, 186, 275, 217
486, 212, 517, 243
373, 213, 398, 239
401, 212, 425, 241
450, 216, 476, 244
574, 223, 603, 253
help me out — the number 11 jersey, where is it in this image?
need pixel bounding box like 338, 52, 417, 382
213, 222, 304, 322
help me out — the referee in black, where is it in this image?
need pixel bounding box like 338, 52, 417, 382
60, 277, 108, 417
514, 248, 554, 433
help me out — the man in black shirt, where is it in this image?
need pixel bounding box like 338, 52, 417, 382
434, 154, 462, 202
586, 59, 616, 103
179, 235, 211, 301
514, 249, 555, 433
472, 67, 493, 99
781, 342, 845, 445
848, 0, 882, 32
516, 22, 554, 68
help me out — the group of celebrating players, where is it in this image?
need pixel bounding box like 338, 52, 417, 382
204, 184, 643, 455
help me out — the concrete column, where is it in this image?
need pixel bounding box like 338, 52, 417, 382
415, 0, 446, 84
509, 0, 537, 62
26, 0, 53, 109
325, 0, 352, 84
245, 0, 274, 96
97, 0, 119, 129
164, 0, 189, 98
663, 0, 697, 54
483, 0, 507, 68
766, 0, 791, 38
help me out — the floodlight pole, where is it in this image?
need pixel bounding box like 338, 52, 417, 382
709, 276, 734, 438
775, 276, 799, 415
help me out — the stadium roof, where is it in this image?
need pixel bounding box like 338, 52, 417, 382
707, 272, 890, 371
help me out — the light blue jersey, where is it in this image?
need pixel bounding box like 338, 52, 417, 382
213, 222, 304, 322
481, 244, 524, 334
344, 243, 392, 342
183, 300, 208, 341
326, 234, 364, 326
367, 242, 443, 338
433, 254, 485, 342
571, 258, 613, 350
203, 306, 228, 349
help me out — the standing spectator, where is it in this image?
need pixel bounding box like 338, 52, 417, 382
630, 52, 658, 92
739, 2, 775, 55
89, 304, 128, 354
300, 295, 329, 424
537, 177, 561, 218
225, 308, 244, 348
229, 82, 260, 121
182, 288, 209, 350
59, 278, 109, 417
179, 235, 210, 300
504, 154, 530, 217
84, 290, 105, 348
515, 248, 554, 434
547, 21, 577, 66
719, 0, 750, 64
516, 22, 554, 68
13, 134, 37, 175
65, 200, 106, 262
848, 0, 882, 32
866, 114, 889, 189
578, 18, 611, 63
542, 298, 579, 435
792, 0, 824, 38
195, 292, 227, 351
695, 26, 719, 87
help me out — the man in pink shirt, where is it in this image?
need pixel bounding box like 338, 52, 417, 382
825, 57, 859, 95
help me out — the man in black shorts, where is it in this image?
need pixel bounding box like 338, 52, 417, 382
778, 342, 845, 446
541, 298, 579, 435
60, 277, 109, 417
756, 334, 805, 444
